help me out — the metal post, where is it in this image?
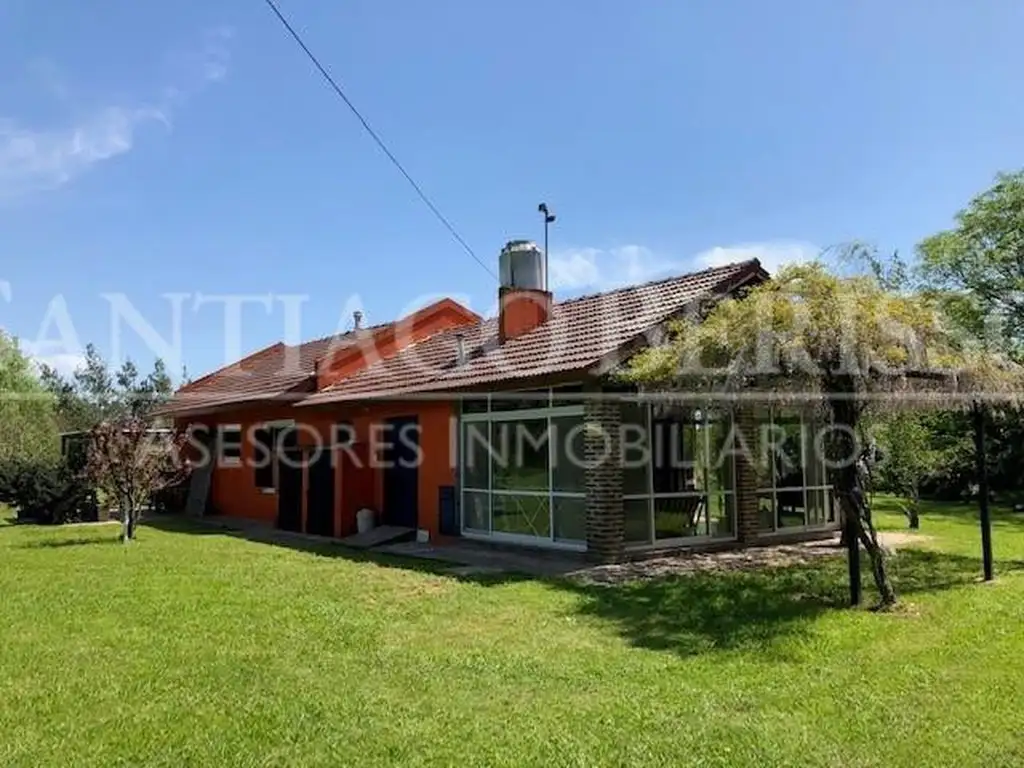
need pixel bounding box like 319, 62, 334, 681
973, 401, 994, 581
538, 203, 555, 289
847, 501, 862, 606
544, 218, 549, 286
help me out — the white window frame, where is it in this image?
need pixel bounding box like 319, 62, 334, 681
622, 402, 737, 549
459, 390, 586, 552
755, 409, 836, 534
218, 424, 243, 466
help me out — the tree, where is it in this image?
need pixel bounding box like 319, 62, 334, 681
40, 346, 175, 432
86, 418, 190, 541
919, 170, 1024, 360
874, 413, 939, 528
624, 259, 1019, 608
0, 331, 59, 463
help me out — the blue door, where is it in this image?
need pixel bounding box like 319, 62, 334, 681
382, 416, 419, 528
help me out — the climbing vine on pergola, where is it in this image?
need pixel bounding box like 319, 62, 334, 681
624, 262, 1020, 607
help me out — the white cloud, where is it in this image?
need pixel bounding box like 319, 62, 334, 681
547, 240, 822, 294
28, 351, 87, 377
163, 26, 233, 91
0, 107, 168, 196
549, 245, 681, 293
0, 28, 232, 201
19, 338, 87, 376
695, 241, 820, 276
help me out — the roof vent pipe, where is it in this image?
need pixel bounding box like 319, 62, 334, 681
454, 333, 467, 367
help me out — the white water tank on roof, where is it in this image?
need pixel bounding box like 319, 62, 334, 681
499, 240, 546, 291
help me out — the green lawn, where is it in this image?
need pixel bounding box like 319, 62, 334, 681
2, 500, 1024, 767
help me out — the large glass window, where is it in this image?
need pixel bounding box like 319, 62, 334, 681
756, 409, 835, 533
492, 419, 549, 491
461, 422, 491, 491
459, 391, 586, 549
493, 494, 550, 537
621, 403, 650, 496
462, 491, 490, 533
622, 402, 736, 546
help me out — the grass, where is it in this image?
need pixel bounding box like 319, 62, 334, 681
2, 500, 1024, 766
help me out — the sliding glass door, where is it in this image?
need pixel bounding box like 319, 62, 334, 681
459, 390, 586, 549
622, 402, 736, 547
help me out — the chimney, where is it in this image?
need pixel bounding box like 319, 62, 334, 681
353, 310, 363, 330
498, 240, 553, 342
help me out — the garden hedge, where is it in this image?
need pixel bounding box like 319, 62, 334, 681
0, 458, 99, 524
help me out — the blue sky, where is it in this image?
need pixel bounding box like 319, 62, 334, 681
1, 0, 1022, 380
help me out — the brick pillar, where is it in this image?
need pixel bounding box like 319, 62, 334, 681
734, 405, 760, 543
584, 398, 624, 562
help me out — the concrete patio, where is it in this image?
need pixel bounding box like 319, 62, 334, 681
170, 513, 933, 587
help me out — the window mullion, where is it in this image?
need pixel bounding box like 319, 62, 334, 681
547, 413, 555, 542
487, 419, 493, 533
702, 413, 710, 536
801, 417, 809, 526
770, 407, 778, 533
646, 403, 654, 545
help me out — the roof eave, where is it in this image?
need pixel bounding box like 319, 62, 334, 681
587, 261, 770, 379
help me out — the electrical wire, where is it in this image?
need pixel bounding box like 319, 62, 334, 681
261, 0, 496, 278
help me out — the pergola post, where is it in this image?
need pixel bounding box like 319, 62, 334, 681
846, 510, 862, 606
972, 401, 994, 582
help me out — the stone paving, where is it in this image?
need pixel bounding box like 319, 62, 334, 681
188, 515, 929, 588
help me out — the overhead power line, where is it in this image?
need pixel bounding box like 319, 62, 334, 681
261, 0, 496, 279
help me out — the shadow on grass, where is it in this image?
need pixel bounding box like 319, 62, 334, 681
142, 514, 502, 582
569, 564, 846, 657
146, 514, 1024, 659
567, 549, 1024, 658
21, 536, 122, 549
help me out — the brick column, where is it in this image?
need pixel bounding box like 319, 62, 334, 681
584, 398, 624, 562
734, 405, 760, 543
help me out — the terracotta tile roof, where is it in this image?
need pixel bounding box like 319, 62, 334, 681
158, 321, 393, 416
300, 259, 764, 405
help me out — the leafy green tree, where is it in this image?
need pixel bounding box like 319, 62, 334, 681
0, 331, 59, 462
875, 413, 939, 528
40, 346, 175, 431
624, 260, 1018, 608
916, 171, 1024, 498
919, 170, 1024, 359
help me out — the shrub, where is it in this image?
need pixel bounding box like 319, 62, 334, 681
0, 457, 99, 524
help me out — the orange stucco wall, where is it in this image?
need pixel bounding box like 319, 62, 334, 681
176, 399, 456, 540
316, 301, 479, 390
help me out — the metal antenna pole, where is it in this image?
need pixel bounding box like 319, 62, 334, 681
538, 203, 555, 288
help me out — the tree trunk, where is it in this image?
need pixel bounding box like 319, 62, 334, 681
829, 382, 897, 608
907, 489, 920, 530
120, 497, 137, 542
121, 503, 131, 543
858, 512, 896, 607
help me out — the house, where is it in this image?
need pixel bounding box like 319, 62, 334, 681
158, 241, 838, 562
